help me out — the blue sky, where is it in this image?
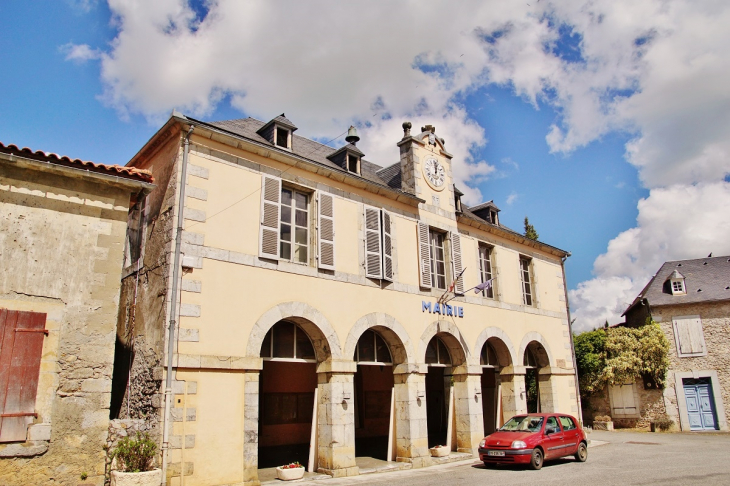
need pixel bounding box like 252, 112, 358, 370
2, 1, 729, 331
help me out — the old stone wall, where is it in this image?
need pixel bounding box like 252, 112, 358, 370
0, 161, 140, 486
583, 378, 668, 430
653, 302, 730, 428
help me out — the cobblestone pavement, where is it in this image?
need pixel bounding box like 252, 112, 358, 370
268, 430, 730, 486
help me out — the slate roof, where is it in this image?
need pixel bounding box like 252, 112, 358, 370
376, 162, 402, 190
0, 141, 154, 183
469, 200, 500, 212
623, 256, 730, 314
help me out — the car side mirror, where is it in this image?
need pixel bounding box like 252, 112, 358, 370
545, 426, 557, 435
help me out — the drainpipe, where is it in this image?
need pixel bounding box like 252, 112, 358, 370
561, 254, 584, 425
161, 124, 194, 485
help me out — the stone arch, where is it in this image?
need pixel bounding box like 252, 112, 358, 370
473, 327, 516, 368
419, 320, 470, 367
518, 332, 553, 368
344, 313, 415, 365
247, 302, 342, 361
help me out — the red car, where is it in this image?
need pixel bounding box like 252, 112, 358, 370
478, 413, 588, 470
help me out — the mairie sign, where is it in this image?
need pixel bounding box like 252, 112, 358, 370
422, 301, 464, 318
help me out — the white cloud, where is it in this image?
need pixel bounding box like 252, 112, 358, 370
71, 1, 730, 326
506, 193, 519, 205
61, 43, 103, 63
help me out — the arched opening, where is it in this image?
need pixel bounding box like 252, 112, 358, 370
258, 320, 318, 469
353, 329, 393, 461
425, 336, 453, 448
480, 338, 510, 435
523, 341, 549, 413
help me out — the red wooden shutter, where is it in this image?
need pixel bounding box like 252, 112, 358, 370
0, 309, 47, 442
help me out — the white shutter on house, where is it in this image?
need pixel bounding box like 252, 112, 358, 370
673, 316, 706, 356
364, 205, 382, 279
610, 383, 637, 416
259, 175, 281, 260
382, 210, 393, 282
450, 232, 464, 295
417, 222, 432, 288
317, 192, 335, 270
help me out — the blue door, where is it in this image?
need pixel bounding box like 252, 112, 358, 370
683, 378, 717, 431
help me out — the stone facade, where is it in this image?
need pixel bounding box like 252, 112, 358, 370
120, 113, 579, 486
0, 147, 153, 485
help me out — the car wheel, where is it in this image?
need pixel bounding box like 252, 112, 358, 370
529, 448, 543, 470
574, 442, 588, 462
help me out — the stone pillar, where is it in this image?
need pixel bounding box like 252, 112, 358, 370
452, 367, 484, 454
392, 364, 430, 468
316, 361, 358, 478
242, 370, 261, 486
500, 366, 527, 419
538, 368, 559, 413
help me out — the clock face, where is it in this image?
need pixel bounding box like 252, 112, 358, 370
423, 157, 446, 191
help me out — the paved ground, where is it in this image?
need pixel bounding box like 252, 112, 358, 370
264, 430, 730, 486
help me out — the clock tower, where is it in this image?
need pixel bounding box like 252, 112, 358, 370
397, 122, 456, 217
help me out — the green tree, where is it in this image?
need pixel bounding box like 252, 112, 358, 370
524, 217, 539, 240
573, 329, 606, 400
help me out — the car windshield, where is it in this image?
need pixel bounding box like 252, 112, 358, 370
499, 416, 544, 432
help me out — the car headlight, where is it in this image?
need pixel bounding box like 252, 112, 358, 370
479, 439, 486, 448
511, 441, 527, 449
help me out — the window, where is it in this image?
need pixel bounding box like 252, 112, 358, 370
430, 231, 447, 290
478, 245, 494, 298
0, 309, 47, 442
354, 329, 392, 364
260, 321, 315, 361
672, 315, 707, 357
520, 257, 533, 306
672, 280, 685, 294
279, 188, 309, 263
609, 382, 638, 417
425, 336, 452, 366
347, 154, 359, 173
546, 416, 559, 432
275, 127, 290, 149
523, 346, 538, 367
480, 341, 498, 367
123, 194, 146, 269
559, 416, 577, 431
363, 205, 393, 281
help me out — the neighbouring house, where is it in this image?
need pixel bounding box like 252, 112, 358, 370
613, 256, 729, 432
0, 142, 154, 485
115, 112, 579, 486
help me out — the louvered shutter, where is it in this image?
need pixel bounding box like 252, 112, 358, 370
417, 222, 432, 288
382, 210, 393, 282
0, 309, 47, 442
450, 232, 464, 294
259, 175, 281, 260
364, 205, 382, 279
318, 192, 335, 270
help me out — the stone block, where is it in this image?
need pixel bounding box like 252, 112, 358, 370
27, 424, 51, 441
179, 303, 201, 317
184, 207, 206, 222
169, 434, 196, 449
186, 185, 208, 201
182, 231, 205, 245
178, 328, 199, 342
188, 164, 209, 179
80, 378, 112, 393
181, 280, 202, 293
181, 255, 203, 269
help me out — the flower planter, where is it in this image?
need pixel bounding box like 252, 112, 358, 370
592, 420, 614, 431
276, 466, 305, 481
110, 469, 162, 486
430, 446, 450, 457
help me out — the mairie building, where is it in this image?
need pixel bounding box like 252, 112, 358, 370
115, 112, 579, 485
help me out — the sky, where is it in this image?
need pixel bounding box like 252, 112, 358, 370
2, 0, 730, 333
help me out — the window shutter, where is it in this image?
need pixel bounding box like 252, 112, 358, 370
673, 316, 706, 356
317, 192, 335, 270
259, 175, 281, 260
610, 383, 636, 417
417, 222, 432, 288
382, 210, 393, 282
364, 205, 382, 279
450, 232, 464, 294
0, 309, 47, 442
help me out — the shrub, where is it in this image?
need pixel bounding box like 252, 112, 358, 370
593, 415, 612, 422
652, 416, 674, 431
111, 432, 158, 473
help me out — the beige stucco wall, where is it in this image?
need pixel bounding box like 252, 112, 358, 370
0, 161, 139, 486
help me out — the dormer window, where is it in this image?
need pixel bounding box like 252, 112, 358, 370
347, 154, 359, 173
489, 210, 498, 225
668, 270, 686, 295
256, 113, 297, 151
328, 127, 365, 176
276, 127, 290, 149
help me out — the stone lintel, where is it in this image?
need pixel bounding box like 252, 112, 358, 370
538, 366, 575, 376
500, 365, 527, 376
174, 353, 263, 371
316, 360, 357, 374
393, 363, 428, 375
451, 364, 483, 376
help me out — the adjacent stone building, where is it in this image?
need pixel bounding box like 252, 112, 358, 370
619, 256, 730, 432
117, 112, 579, 486
0, 142, 154, 485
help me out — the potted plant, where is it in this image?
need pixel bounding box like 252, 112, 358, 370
429, 444, 450, 457
110, 432, 161, 486
592, 415, 614, 431
650, 416, 674, 432
276, 461, 305, 481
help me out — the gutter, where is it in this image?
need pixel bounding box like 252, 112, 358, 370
561, 254, 584, 425
161, 124, 194, 485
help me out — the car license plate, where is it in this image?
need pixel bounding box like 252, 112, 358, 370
487, 451, 505, 457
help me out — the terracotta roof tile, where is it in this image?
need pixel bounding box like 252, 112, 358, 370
0, 142, 154, 184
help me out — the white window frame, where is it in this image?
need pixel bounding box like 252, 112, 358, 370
671, 279, 686, 294
478, 244, 494, 299
279, 186, 310, 265
430, 230, 447, 290
672, 315, 707, 357
519, 256, 534, 306
274, 126, 291, 150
